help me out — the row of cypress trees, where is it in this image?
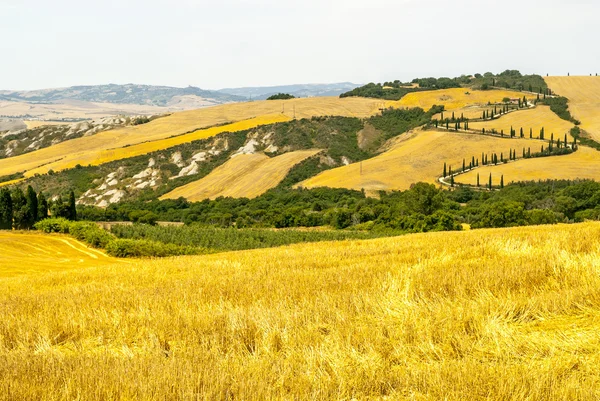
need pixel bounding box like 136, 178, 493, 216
0, 186, 77, 230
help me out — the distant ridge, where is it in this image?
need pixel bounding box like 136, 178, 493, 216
217, 82, 361, 100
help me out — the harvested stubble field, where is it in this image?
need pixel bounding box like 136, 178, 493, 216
389, 88, 532, 111
469, 105, 575, 140
456, 146, 600, 186
1, 223, 600, 399
0, 231, 120, 276
161, 149, 322, 201
0, 97, 383, 179
298, 129, 545, 192
545, 76, 600, 141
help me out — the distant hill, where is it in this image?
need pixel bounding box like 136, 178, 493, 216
217, 82, 361, 100
0, 84, 244, 107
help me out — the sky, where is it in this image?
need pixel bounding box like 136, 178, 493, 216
0, 0, 598, 91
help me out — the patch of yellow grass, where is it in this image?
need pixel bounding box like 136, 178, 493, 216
0, 97, 383, 179
388, 88, 532, 111
0, 231, 121, 276
456, 146, 600, 186
299, 130, 545, 192
162, 149, 321, 201
469, 106, 575, 140
545, 76, 600, 142
2, 223, 600, 399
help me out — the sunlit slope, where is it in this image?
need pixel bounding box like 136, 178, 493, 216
469, 106, 575, 140
162, 149, 321, 201
545, 76, 600, 141
0, 97, 382, 179
456, 146, 600, 186
3, 223, 600, 399
389, 88, 533, 111
299, 130, 545, 192
0, 231, 119, 276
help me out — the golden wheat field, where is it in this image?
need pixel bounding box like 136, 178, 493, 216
390, 88, 532, 111
0, 97, 383, 179
162, 149, 321, 201
469, 105, 575, 140
299, 129, 546, 193
1, 223, 600, 399
0, 231, 120, 276
455, 146, 600, 186
545, 76, 600, 142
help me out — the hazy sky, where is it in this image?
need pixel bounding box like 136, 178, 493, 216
1, 0, 597, 90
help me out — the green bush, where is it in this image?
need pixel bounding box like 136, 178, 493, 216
105, 239, 200, 258
34, 218, 72, 234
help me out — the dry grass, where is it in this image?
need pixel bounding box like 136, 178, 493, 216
0, 97, 383, 179
469, 106, 575, 140
1, 223, 600, 399
545, 76, 600, 141
162, 149, 321, 201
0, 231, 121, 277
0, 115, 290, 180
456, 146, 600, 186
388, 88, 532, 111
298, 129, 545, 192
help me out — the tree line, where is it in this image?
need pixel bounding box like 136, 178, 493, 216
0, 186, 76, 230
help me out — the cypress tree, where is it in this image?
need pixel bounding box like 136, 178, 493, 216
530, 128, 533, 138
528, 147, 531, 157
477, 173, 480, 187
500, 175, 504, 189
452, 112, 455, 121
523, 148, 525, 158
11, 187, 32, 230
0, 188, 12, 230
443, 162, 447, 178
520, 127, 524, 138
489, 173, 492, 189
564, 134, 567, 145
471, 156, 475, 167
68, 190, 77, 221
37, 192, 48, 220
26, 185, 38, 223
482, 128, 485, 134
500, 152, 504, 163
462, 159, 466, 171
450, 174, 454, 187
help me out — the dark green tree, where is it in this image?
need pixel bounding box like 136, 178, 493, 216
0, 188, 12, 230
500, 175, 504, 189
26, 186, 38, 223
12, 187, 33, 230
69, 190, 77, 221
443, 162, 447, 178
37, 192, 49, 220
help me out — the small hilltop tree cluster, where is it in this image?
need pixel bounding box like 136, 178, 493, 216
0, 186, 77, 230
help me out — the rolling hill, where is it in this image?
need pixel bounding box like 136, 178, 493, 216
0, 96, 384, 181
298, 129, 546, 193
545, 76, 600, 142
161, 149, 322, 201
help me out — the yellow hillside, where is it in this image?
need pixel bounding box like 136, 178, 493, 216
469, 106, 575, 140
456, 146, 600, 186
0, 96, 382, 179
162, 149, 321, 201
545, 76, 600, 141
389, 88, 532, 111
0, 231, 120, 276
299, 130, 546, 192
2, 223, 600, 399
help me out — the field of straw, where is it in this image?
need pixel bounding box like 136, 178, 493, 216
162, 149, 321, 201
391, 88, 532, 111
469, 106, 575, 141
298, 129, 545, 193
456, 146, 600, 186
1, 223, 600, 399
0, 231, 120, 277
545, 76, 600, 142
